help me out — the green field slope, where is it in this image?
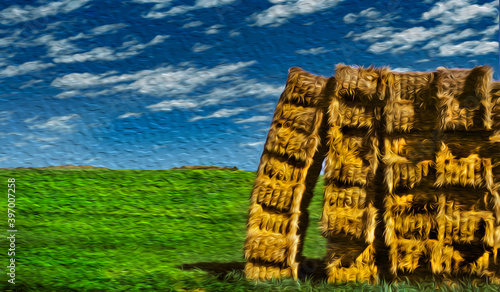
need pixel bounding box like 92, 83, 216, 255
0, 169, 498, 291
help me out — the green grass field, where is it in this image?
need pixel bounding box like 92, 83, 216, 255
1, 169, 499, 291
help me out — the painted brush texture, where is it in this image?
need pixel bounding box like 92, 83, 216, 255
245, 65, 500, 284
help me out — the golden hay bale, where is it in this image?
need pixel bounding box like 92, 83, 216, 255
246, 64, 500, 283
244, 67, 330, 281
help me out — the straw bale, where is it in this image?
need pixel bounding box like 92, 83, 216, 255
245, 67, 329, 281
389, 239, 427, 273
264, 103, 323, 165
329, 97, 376, 129
384, 71, 435, 133
324, 126, 378, 186
383, 138, 435, 193
384, 133, 437, 161
323, 185, 367, 209
434, 66, 492, 131
244, 262, 292, 281
326, 244, 377, 283
245, 232, 294, 264
282, 67, 329, 107
434, 143, 484, 188
321, 201, 365, 238
257, 154, 308, 184
334, 64, 389, 101
247, 205, 299, 236
385, 99, 416, 133
392, 72, 434, 103
463, 252, 493, 277
252, 173, 306, 213
426, 240, 464, 274
435, 67, 492, 102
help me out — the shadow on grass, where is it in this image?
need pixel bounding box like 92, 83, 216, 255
179, 261, 245, 280
178, 258, 328, 281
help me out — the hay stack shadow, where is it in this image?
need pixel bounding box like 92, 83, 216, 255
179, 261, 246, 280
178, 259, 328, 281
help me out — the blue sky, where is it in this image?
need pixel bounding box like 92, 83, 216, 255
0, 0, 498, 170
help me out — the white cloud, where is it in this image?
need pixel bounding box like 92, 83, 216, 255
234, 115, 271, 124
133, 0, 174, 3
145, 77, 280, 114
54, 47, 115, 63
295, 46, 331, 55
205, 24, 224, 34
0, 156, 10, 162
367, 26, 451, 53
0, 111, 12, 122
183, 20, 204, 28
20, 79, 43, 89
0, 0, 92, 25
192, 43, 213, 52
70, 23, 127, 40
35, 34, 81, 57
229, 31, 241, 37
147, 99, 199, 111
189, 107, 248, 122
153, 144, 169, 149
422, 0, 497, 24
248, 0, 344, 27
132, 0, 174, 11
0, 29, 22, 47
438, 40, 499, 56
85, 157, 100, 163
239, 141, 264, 147
343, 7, 381, 24
53, 35, 169, 63
24, 115, 39, 123
346, 0, 499, 57
350, 27, 395, 42
422, 28, 476, 49
0, 61, 54, 77
392, 67, 413, 73
142, 0, 237, 18
118, 61, 257, 97
198, 79, 283, 100
26, 24, 126, 61
188, 101, 276, 122
482, 24, 499, 40
52, 71, 119, 89
28, 114, 81, 133
53, 61, 258, 107
24, 135, 61, 142
118, 112, 143, 119
0, 132, 24, 137
90, 23, 127, 35
55, 90, 82, 99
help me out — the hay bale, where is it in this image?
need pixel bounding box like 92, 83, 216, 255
244, 67, 330, 281
325, 243, 378, 283
434, 66, 492, 131
385, 72, 434, 133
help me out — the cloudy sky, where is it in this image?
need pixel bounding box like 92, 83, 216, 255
0, 0, 498, 170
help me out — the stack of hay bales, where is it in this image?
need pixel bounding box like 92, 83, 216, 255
244, 67, 330, 280
321, 65, 385, 283
244, 64, 500, 283
382, 66, 499, 279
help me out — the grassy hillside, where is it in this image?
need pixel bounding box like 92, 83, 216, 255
0, 169, 498, 291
